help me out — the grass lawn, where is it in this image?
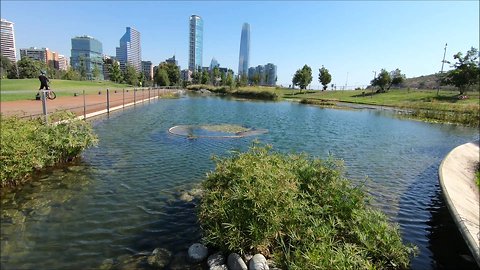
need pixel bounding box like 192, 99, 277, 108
0, 79, 133, 101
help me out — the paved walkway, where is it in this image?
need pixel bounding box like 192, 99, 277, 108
439, 141, 480, 266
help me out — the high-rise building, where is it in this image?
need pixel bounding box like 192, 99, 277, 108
238, 23, 250, 77
209, 57, 219, 70
166, 55, 178, 66
264, 63, 277, 86
141, 61, 153, 81
70, 35, 104, 80
248, 63, 277, 86
116, 27, 142, 73
58, 54, 69, 71
1, 18, 17, 63
188, 15, 203, 72
20, 47, 60, 69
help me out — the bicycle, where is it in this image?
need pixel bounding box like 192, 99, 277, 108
36, 83, 56, 100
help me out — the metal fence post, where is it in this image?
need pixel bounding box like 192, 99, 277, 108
122, 88, 125, 109
148, 88, 151, 102
83, 89, 86, 120
41, 90, 48, 124
107, 88, 110, 114
134, 88, 136, 105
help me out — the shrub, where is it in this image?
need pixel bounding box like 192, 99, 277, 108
0, 111, 98, 187
199, 144, 417, 269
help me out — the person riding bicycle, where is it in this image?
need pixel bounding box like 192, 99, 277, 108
39, 71, 50, 90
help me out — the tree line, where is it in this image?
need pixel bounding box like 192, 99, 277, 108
290, 47, 479, 94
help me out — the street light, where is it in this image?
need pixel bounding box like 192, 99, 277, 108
371, 71, 376, 98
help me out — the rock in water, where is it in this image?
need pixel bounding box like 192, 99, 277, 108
249, 254, 269, 270
188, 243, 208, 263
147, 248, 172, 268
227, 253, 247, 270
210, 265, 228, 270
207, 252, 225, 267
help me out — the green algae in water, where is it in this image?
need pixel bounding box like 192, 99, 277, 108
168, 124, 267, 138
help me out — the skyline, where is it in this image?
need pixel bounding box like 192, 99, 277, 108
1, 1, 479, 88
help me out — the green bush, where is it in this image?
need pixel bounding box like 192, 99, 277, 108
0, 111, 98, 187
199, 144, 417, 269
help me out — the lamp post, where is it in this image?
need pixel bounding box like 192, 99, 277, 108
437, 43, 448, 96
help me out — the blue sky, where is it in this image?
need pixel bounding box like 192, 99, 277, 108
1, 1, 479, 88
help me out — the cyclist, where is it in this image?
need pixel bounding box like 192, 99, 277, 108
38, 71, 50, 90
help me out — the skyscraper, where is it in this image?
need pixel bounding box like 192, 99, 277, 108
116, 27, 142, 73
1, 18, 17, 63
188, 15, 203, 72
70, 35, 104, 80
238, 23, 250, 77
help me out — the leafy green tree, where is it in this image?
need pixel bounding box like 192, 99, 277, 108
211, 66, 220, 86
318, 66, 332, 91
62, 67, 81, 80
441, 47, 480, 95
17, 57, 46, 79
371, 68, 405, 93
123, 64, 139, 86
292, 64, 312, 91
155, 68, 170, 86
201, 69, 210, 84
91, 64, 101, 80
108, 62, 123, 83
160, 62, 180, 86
239, 74, 248, 87
226, 71, 235, 90
0, 56, 17, 79
220, 71, 226, 86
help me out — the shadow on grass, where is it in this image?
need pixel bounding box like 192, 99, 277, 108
284, 90, 318, 96
420, 95, 463, 103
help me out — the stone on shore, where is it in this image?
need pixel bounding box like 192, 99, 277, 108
147, 248, 172, 268
227, 253, 248, 270
188, 243, 208, 263
207, 252, 225, 267
248, 254, 269, 270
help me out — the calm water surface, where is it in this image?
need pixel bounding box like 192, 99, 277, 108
1, 95, 479, 269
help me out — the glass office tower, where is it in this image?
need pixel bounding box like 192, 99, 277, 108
70, 36, 104, 80
188, 15, 203, 71
238, 23, 250, 77
116, 27, 142, 73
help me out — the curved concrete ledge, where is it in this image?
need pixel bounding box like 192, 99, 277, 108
439, 141, 480, 266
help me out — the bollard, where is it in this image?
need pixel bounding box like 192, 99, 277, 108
107, 89, 110, 114
83, 90, 86, 120
41, 90, 48, 124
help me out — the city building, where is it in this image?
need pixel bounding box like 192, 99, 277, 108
102, 55, 118, 81
166, 55, 178, 66
20, 47, 60, 69
248, 63, 277, 86
209, 57, 219, 70
116, 27, 142, 73
1, 18, 17, 63
141, 60, 153, 81
70, 35, 104, 80
181, 69, 192, 82
238, 23, 250, 77
58, 54, 69, 71
188, 15, 203, 71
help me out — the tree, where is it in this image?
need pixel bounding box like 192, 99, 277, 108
0, 56, 17, 79
155, 68, 170, 86
252, 73, 261, 86
108, 62, 123, 83
211, 66, 220, 86
62, 67, 81, 80
220, 71, 226, 86
318, 66, 332, 91
201, 69, 210, 84
17, 57, 45, 79
123, 64, 139, 86
157, 62, 180, 86
226, 71, 235, 90
441, 47, 480, 95
292, 64, 312, 91
91, 64, 101, 80
371, 68, 405, 93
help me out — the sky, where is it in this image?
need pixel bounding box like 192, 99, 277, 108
1, 1, 479, 88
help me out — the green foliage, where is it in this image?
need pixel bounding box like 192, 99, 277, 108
1, 56, 17, 79
292, 64, 312, 90
91, 64, 101, 80
226, 71, 235, 90
201, 69, 210, 84
371, 69, 405, 93
319, 65, 332, 91
17, 57, 46, 79
123, 64, 139, 86
199, 145, 417, 269
441, 47, 480, 95
108, 61, 123, 83
212, 66, 221, 86
155, 68, 170, 86
0, 111, 98, 187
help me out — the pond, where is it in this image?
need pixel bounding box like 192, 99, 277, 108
1, 94, 479, 269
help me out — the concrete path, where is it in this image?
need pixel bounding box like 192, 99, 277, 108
439, 141, 480, 266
